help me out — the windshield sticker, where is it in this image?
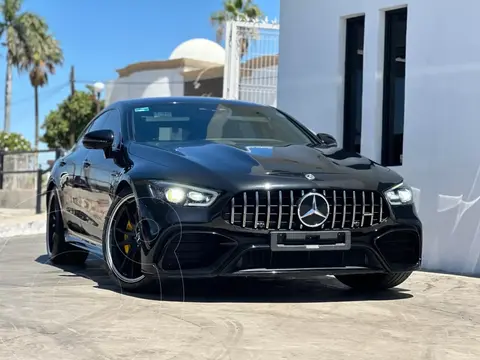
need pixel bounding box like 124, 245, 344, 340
134, 107, 150, 112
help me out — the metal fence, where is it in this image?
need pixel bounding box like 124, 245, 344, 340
223, 18, 280, 106
0, 148, 63, 213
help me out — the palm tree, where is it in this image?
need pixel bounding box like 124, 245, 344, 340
210, 0, 263, 57
21, 34, 63, 150
0, 0, 49, 132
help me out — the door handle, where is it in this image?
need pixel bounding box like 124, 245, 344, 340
59, 160, 66, 166
83, 161, 91, 168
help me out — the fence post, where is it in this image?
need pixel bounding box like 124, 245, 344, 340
36, 168, 42, 214
0, 152, 3, 190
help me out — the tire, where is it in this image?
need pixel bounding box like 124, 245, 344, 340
46, 189, 89, 266
102, 187, 157, 293
335, 271, 412, 291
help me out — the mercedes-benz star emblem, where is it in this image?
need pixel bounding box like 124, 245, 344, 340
297, 192, 330, 228
305, 173, 315, 180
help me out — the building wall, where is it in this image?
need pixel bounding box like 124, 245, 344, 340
104, 68, 185, 106
184, 77, 223, 97
278, 0, 480, 275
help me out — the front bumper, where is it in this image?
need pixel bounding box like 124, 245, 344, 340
136, 196, 422, 279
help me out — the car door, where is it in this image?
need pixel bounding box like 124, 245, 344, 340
58, 122, 94, 232
72, 111, 111, 238
83, 109, 124, 243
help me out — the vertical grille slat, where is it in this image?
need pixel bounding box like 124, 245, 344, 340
230, 197, 235, 224
266, 190, 271, 229
370, 192, 375, 226
332, 190, 337, 227
242, 192, 247, 228
254, 191, 259, 229
224, 189, 389, 230
322, 190, 327, 229
277, 190, 283, 229
352, 191, 357, 228
380, 196, 383, 222
289, 190, 294, 230
360, 191, 366, 227
299, 190, 305, 230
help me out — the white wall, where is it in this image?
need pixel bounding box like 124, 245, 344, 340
104, 68, 185, 106
278, 0, 480, 275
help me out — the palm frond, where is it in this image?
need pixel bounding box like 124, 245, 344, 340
0, 6, 65, 86
1, 0, 23, 23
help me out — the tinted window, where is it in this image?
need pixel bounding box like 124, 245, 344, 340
88, 111, 111, 132
102, 110, 121, 134
102, 109, 122, 147
71, 111, 111, 151
130, 102, 315, 146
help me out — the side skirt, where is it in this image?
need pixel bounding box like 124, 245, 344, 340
65, 230, 103, 258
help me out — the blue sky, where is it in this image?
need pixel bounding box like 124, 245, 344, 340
1, 0, 279, 160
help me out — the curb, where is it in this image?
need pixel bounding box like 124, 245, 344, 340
0, 220, 46, 239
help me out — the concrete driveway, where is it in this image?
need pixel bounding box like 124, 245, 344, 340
0, 234, 479, 360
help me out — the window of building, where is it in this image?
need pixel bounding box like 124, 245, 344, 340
382, 7, 407, 166
343, 15, 365, 154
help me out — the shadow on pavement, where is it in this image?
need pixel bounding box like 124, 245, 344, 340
35, 254, 413, 303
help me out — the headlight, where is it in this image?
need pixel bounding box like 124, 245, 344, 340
149, 181, 219, 207
384, 183, 413, 205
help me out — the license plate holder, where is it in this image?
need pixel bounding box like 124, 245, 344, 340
270, 230, 351, 252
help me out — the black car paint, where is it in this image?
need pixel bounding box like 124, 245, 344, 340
47, 96, 422, 279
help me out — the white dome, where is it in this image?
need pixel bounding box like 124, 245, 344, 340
169, 38, 225, 64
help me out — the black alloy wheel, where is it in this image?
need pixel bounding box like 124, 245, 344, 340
103, 188, 157, 292
46, 190, 89, 265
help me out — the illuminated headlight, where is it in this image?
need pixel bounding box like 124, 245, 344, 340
149, 181, 219, 207
384, 183, 413, 205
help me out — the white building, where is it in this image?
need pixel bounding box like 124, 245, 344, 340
277, 0, 480, 275
105, 37, 278, 107
105, 38, 226, 105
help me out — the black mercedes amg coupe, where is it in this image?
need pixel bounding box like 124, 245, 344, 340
46, 96, 422, 292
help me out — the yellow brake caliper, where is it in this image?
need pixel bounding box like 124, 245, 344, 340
124, 220, 133, 254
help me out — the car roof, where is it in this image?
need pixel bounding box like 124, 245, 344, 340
107, 96, 267, 112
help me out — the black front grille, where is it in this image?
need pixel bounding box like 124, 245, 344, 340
222, 189, 389, 230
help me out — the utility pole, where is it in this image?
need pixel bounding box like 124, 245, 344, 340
69, 65, 75, 97
69, 66, 76, 147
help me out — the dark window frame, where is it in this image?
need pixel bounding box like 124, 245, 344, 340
343, 15, 365, 154
381, 7, 408, 166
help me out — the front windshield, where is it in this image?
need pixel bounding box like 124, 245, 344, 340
130, 102, 316, 146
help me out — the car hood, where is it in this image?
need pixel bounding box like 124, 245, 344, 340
128, 141, 402, 192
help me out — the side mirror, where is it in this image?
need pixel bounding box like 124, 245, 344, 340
317, 133, 338, 147
317, 133, 337, 147
83, 129, 114, 150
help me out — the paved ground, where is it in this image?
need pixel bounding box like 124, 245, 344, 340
0, 209, 45, 238
0, 234, 479, 360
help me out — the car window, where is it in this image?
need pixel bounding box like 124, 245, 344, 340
69, 111, 111, 152
101, 109, 121, 147
88, 111, 111, 132
129, 102, 317, 146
